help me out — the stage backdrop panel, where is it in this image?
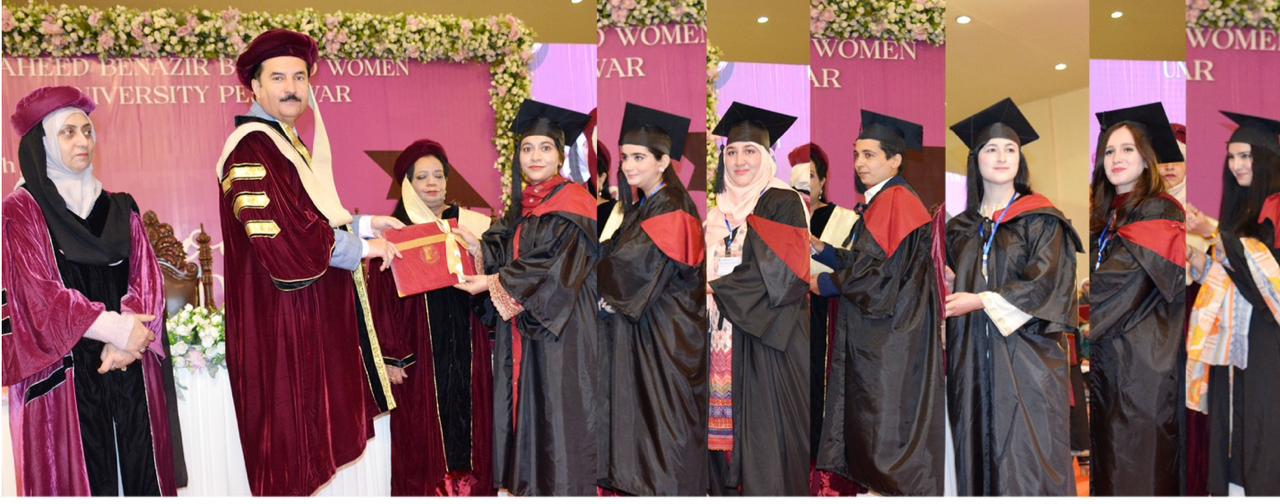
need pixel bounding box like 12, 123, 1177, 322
715, 61, 810, 193
598, 23, 708, 217
1186, 27, 1280, 218
810, 37, 945, 210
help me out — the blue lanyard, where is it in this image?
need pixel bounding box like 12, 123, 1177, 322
723, 188, 766, 251
1094, 212, 1117, 272
981, 192, 1019, 278
724, 216, 739, 250
639, 182, 665, 206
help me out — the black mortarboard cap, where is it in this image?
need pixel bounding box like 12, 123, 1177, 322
509, 99, 591, 147
711, 101, 797, 149
1095, 102, 1184, 163
619, 102, 693, 161
1222, 111, 1280, 156
949, 97, 1039, 151
858, 110, 924, 151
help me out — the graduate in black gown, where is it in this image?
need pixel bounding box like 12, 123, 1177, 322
704, 102, 811, 495
1087, 102, 1187, 496
453, 100, 599, 496
944, 98, 1082, 496
597, 103, 708, 495
812, 110, 944, 496
1186, 111, 1280, 496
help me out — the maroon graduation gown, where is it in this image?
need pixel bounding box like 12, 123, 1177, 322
2, 188, 175, 496
366, 205, 495, 496
217, 117, 392, 496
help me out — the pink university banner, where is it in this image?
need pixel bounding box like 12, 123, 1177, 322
810, 38, 945, 209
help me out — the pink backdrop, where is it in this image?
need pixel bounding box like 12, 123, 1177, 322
810, 38, 945, 208
597, 23, 707, 216
1186, 28, 1280, 218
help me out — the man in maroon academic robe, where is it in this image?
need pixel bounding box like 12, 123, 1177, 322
215, 29, 403, 496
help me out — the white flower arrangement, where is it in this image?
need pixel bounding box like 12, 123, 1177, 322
810, 0, 946, 46
2, 2, 534, 209
598, 0, 705, 28
1188, 0, 1279, 29
165, 304, 227, 377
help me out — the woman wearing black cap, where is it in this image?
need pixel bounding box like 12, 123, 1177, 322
364, 139, 495, 496
1087, 102, 1187, 496
453, 99, 599, 496
2, 86, 174, 495
944, 98, 1082, 496
1185, 112, 1280, 496
704, 101, 810, 496
596, 103, 708, 495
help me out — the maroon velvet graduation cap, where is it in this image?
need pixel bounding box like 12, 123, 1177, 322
10, 86, 95, 135
394, 139, 451, 181
235, 29, 320, 88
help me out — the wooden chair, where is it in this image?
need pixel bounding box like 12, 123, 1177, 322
143, 211, 216, 312
142, 209, 215, 488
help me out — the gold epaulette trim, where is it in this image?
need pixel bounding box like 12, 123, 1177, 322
221, 163, 266, 194
232, 192, 271, 220
244, 220, 280, 238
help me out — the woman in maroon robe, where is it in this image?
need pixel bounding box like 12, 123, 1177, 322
365, 139, 495, 496
2, 86, 175, 496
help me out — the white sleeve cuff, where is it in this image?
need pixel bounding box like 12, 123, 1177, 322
84, 311, 133, 349
978, 291, 1033, 337
360, 238, 371, 259
355, 215, 375, 240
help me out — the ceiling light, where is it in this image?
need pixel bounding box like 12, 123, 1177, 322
1054, 63, 1068, 71
956, 15, 972, 25
571, 0, 582, 3
1111, 11, 1123, 19
757, 16, 769, 24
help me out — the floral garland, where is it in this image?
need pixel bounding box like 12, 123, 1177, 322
597, 0, 705, 28
2, 2, 534, 208
1187, 0, 1279, 29
166, 304, 227, 378
810, 0, 946, 45
706, 44, 721, 207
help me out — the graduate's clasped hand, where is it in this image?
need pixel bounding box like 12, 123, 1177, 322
942, 268, 984, 318
97, 314, 158, 374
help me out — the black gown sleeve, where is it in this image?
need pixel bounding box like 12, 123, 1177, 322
710, 189, 809, 351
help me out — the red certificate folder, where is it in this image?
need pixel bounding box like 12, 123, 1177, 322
382, 219, 475, 297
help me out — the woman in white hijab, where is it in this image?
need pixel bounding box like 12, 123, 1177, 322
704, 102, 811, 496
2, 86, 174, 495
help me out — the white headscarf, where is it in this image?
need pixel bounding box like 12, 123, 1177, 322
704, 142, 803, 281
41, 107, 102, 219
